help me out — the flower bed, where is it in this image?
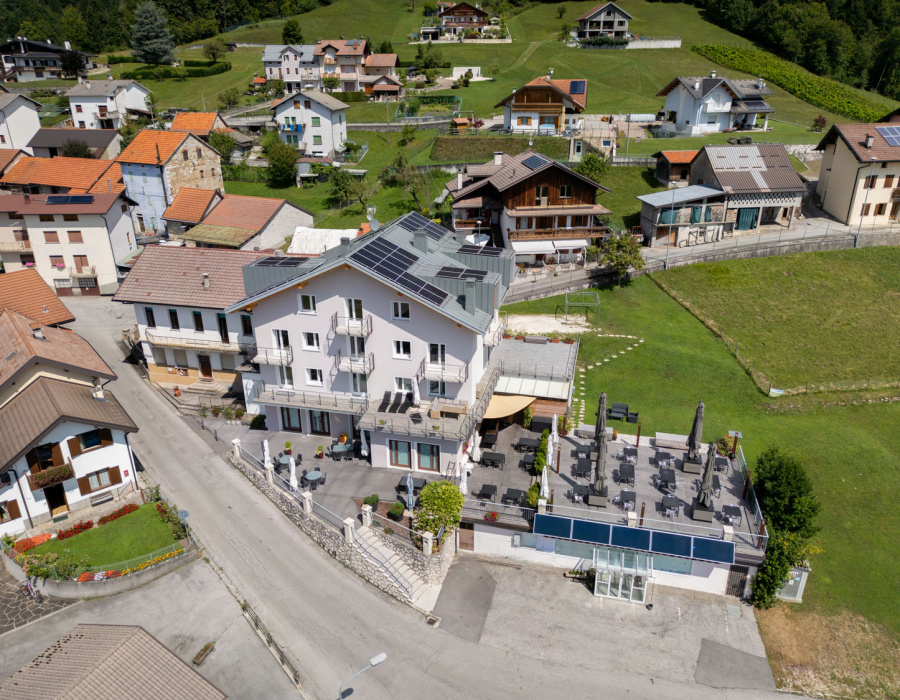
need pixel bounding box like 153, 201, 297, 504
57, 520, 94, 540
120, 547, 185, 576
98, 503, 139, 525
30, 464, 75, 489
13, 533, 51, 553
484, 512, 500, 522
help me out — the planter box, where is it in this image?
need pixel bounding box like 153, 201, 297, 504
27, 464, 75, 491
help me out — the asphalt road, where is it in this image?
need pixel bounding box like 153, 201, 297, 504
66, 295, 790, 700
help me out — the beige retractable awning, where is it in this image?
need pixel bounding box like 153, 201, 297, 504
483, 393, 534, 419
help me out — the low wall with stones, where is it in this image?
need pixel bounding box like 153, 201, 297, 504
227, 454, 442, 605
785, 144, 823, 163
368, 522, 457, 586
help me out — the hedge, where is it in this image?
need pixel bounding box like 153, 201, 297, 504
398, 60, 452, 69
121, 62, 231, 80
692, 45, 892, 123
105, 54, 134, 64
338, 91, 367, 103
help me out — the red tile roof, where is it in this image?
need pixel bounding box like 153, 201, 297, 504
524, 76, 588, 109
658, 150, 699, 164
170, 112, 221, 137
0, 156, 118, 190
162, 187, 219, 224
86, 161, 125, 195
819, 123, 900, 163
116, 130, 194, 165
112, 246, 268, 309
11, 192, 124, 215
366, 53, 398, 68
252, 76, 267, 85
0, 269, 74, 326
314, 39, 367, 56
0, 148, 24, 173
199, 194, 285, 231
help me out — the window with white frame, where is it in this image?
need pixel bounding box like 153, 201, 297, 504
391, 301, 410, 320
277, 365, 293, 387
393, 340, 411, 359
394, 377, 413, 393
307, 368, 324, 386
302, 332, 320, 350
428, 380, 446, 397
299, 294, 316, 314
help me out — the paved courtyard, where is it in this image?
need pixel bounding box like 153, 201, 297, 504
0, 567, 76, 636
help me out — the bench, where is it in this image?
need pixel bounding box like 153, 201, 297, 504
90, 490, 115, 507
655, 432, 688, 450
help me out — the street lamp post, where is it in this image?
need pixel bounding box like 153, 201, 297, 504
856, 156, 877, 247
338, 652, 387, 699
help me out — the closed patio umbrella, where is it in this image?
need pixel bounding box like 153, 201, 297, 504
406, 472, 415, 511
595, 392, 607, 443
687, 401, 705, 462
540, 460, 550, 501
288, 456, 298, 492
697, 442, 717, 509
412, 380, 421, 406
551, 413, 559, 447
471, 433, 482, 464
593, 429, 608, 495
360, 429, 369, 458
262, 439, 271, 469
459, 463, 468, 497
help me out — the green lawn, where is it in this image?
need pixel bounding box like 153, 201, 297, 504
656, 249, 900, 391
503, 270, 900, 651
592, 166, 666, 230
30, 504, 177, 568
622, 121, 827, 156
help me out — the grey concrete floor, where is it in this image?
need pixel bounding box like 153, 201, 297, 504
0, 560, 299, 699
63, 295, 800, 700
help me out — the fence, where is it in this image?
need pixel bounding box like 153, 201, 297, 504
241, 603, 303, 688
370, 512, 421, 551
223, 163, 268, 182
463, 499, 535, 525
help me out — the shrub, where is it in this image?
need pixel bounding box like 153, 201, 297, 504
692, 45, 887, 122
26, 552, 84, 579
105, 54, 134, 64
98, 503, 139, 525
222, 406, 234, 421
484, 512, 499, 522
57, 520, 94, 540
120, 62, 231, 81
413, 480, 464, 533
753, 446, 821, 540
523, 405, 533, 429
525, 483, 541, 508
389, 502, 405, 521
750, 531, 809, 608
156, 501, 186, 540
250, 414, 266, 430
235, 407, 246, 419
363, 494, 380, 508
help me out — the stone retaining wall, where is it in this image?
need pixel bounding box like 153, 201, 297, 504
227, 454, 435, 605
369, 524, 456, 585
785, 144, 823, 163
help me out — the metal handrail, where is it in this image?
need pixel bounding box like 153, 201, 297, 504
508, 227, 600, 241
331, 312, 372, 337
144, 329, 252, 353
334, 349, 375, 374
418, 357, 468, 383
259, 381, 370, 411
355, 531, 414, 597
250, 344, 293, 365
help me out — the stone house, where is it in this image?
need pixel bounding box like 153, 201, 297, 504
27, 128, 123, 159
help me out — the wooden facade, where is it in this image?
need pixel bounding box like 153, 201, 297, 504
504, 170, 597, 209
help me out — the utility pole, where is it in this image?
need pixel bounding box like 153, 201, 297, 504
624, 113, 631, 160
202, 94, 205, 111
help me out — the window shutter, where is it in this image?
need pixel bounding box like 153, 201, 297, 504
107, 466, 122, 486
5, 500, 21, 520
77, 476, 93, 496
68, 437, 82, 458
99, 428, 113, 447
25, 448, 39, 473
51, 443, 64, 466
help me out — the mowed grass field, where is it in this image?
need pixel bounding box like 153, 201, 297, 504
658, 249, 900, 390
502, 267, 900, 696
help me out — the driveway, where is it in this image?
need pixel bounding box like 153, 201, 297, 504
65, 295, 793, 700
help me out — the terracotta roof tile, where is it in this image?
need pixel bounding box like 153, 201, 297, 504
0, 156, 117, 190
86, 161, 125, 195
0, 269, 74, 326
170, 112, 221, 137
658, 150, 699, 164
0, 309, 115, 392
116, 130, 193, 165
820, 123, 900, 163
200, 194, 285, 231
366, 53, 398, 67
162, 187, 219, 224
252, 76, 267, 84
112, 245, 268, 309
313, 39, 367, 56
524, 76, 588, 109
0, 148, 24, 173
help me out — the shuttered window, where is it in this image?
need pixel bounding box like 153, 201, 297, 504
77, 466, 122, 496
0, 500, 22, 521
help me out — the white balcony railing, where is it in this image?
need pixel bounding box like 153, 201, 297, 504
251, 345, 293, 365
331, 312, 372, 337
418, 358, 468, 383
334, 350, 374, 374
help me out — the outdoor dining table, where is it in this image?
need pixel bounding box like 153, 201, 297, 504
502, 488, 525, 506
522, 454, 536, 470
517, 437, 541, 452
479, 484, 498, 502
572, 484, 590, 503
482, 432, 498, 449
659, 467, 677, 490
619, 490, 636, 509
576, 443, 596, 458
482, 451, 505, 469
332, 442, 354, 460
574, 458, 593, 479
722, 504, 742, 526
277, 454, 292, 468
662, 493, 680, 516
397, 477, 426, 495
618, 463, 635, 486
305, 469, 322, 490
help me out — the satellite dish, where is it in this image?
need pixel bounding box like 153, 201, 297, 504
370, 219, 381, 232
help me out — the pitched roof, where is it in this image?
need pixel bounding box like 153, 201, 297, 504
11, 192, 124, 216
0, 92, 40, 111
262, 44, 316, 62
86, 161, 125, 195
0, 148, 25, 173
0, 378, 137, 470
366, 53, 398, 67
113, 245, 268, 309
27, 128, 120, 151
162, 187, 219, 223
65, 79, 145, 97
654, 150, 699, 164
176, 224, 259, 247
703, 144, 805, 194
0, 269, 74, 326
440, 2, 488, 17
0, 309, 115, 391
272, 91, 349, 112
0, 624, 223, 700
201, 194, 294, 230
657, 74, 773, 101
816, 123, 900, 163
170, 112, 222, 137
116, 130, 199, 165
495, 76, 588, 110
576, 2, 634, 21
0, 156, 119, 191
313, 39, 368, 56
452, 150, 609, 200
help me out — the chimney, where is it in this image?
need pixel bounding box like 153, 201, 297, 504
693, 80, 700, 91
757, 76, 763, 89
340, 236, 351, 254
710, 70, 716, 79
412, 230, 428, 253
85, 80, 91, 90
493, 151, 502, 166
91, 380, 105, 401
201, 272, 210, 289
464, 280, 476, 315
23, 193, 30, 202
64, 40, 71, 50
457, 172, 463, 189
865, 133, 875, 149
32, 326, 45, 340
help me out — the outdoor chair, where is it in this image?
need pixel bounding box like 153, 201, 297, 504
623, 500, 634, 511
612, 494, 622, 507
665, 507, 676, 519
571, 489, 584, 504
320, 473, 327, 486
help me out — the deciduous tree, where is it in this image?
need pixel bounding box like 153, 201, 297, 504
575, 152, 610, 184
60, 140, 95, 158
600, 231, 644, 285
267, 142, 299, 187
202, 38, 226, 63
753, 446, 822, 540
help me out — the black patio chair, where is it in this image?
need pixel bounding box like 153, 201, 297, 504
320, 472, 327, 486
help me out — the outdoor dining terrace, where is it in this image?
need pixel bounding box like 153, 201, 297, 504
460, 423, 767, 557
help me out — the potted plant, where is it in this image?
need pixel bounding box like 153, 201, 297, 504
484, 511, 499, 522
210, 406, 221, 417
389, 502, 405, 521
284, 441, 292, 456
235, 406, 245, 420
339, 433, 347, 444
612, 429, 619, 440
173, 386, 181, 397
315, 445, 324, 459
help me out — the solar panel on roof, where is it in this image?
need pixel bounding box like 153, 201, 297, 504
420, 283, 449, 305
876, 125, 900, 147
461, 269, 487, 281
254, 257, 285, 267
522, 154, 548, 171
436, 266, 466, 279
569, 80, 585, 95
458, 244, 503, 257
46, 195, 71, 205
275, 257, 305, 267
69, 195, 94, 204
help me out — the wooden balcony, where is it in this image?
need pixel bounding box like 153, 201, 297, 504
508, 227, 599, 242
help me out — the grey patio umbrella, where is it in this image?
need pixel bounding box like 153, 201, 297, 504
687, 401, 705, 462
595, 392, 607, 443
697, 442, 717, 509
593, 428, 608, 495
